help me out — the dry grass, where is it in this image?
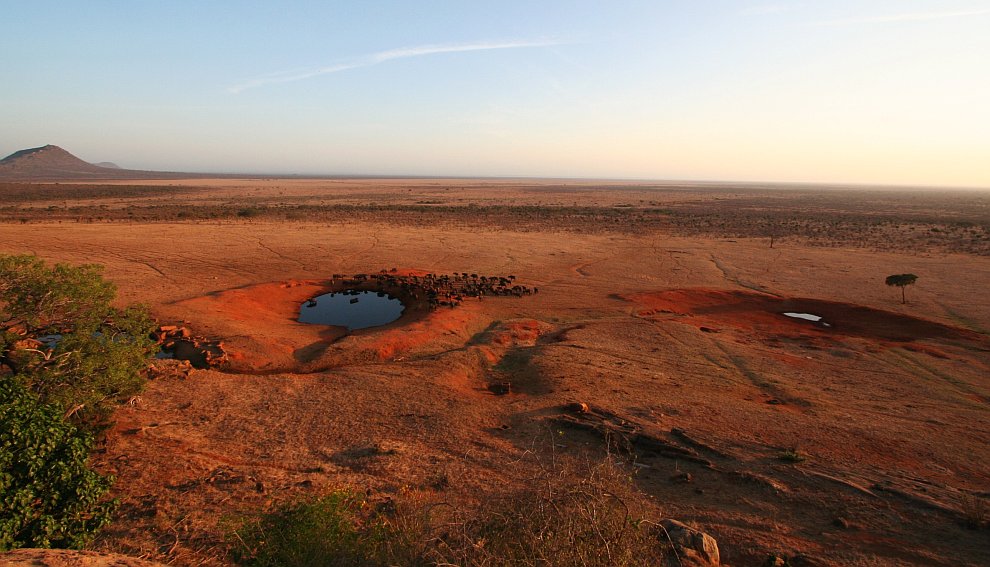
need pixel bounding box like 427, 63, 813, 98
422, 454, 664, 567
229, 453, 669, 567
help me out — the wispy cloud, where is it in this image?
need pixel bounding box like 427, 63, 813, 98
818, 8, 990, 26
229, 39, 565, 94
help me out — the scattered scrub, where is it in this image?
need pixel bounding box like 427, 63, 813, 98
230, 456, 670, 567
237, 207, 263, 218
777, 448, 806, 463
4, 184, 989, 255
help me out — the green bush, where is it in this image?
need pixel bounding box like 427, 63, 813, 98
0, 379, 116, 551
230, 491, 404, 567
0, 254, 157, 426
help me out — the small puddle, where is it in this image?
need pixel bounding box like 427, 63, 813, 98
782, 312, 831, 327
157, 339, 222, 369
153, 326, 228, 369
300, 290, 405, 331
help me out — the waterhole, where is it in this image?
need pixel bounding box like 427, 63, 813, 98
299, 290, 405, 331
782, 312, 831, 327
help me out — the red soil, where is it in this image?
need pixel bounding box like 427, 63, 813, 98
626, 288, 981, 345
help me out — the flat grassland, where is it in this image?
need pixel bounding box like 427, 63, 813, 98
2, 179, 988, 566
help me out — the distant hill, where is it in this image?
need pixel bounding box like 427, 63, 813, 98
0, 145, 196, 180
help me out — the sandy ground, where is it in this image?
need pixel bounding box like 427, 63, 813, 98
1, 185, 988, 566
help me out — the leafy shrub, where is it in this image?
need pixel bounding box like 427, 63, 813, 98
0, 379, 116, 551
230, 491, 403, 567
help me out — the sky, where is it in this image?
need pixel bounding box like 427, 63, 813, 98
1, 1, 988, 187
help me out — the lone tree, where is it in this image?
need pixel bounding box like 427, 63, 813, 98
885, 273, 918, 304
0, 254, 156, 425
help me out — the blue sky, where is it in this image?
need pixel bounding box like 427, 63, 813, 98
2, 1, 988, 187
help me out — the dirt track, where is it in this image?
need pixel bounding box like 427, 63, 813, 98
2, 185, 989, 565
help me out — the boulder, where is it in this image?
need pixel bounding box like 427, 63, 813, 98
659, 518, 720, 566
566, 401, 591, 413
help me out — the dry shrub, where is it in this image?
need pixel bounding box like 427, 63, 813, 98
422, 454, 665, 567
229, 454, 667, 566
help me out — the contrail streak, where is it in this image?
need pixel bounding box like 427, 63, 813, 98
229, 39, 565, 94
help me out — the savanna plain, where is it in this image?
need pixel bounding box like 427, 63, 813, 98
1, 179, 988, 566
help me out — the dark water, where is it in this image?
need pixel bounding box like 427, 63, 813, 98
159, 339, 216, 368
299, 290, 405, 331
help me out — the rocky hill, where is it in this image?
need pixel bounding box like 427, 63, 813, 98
0, 145, 191, 180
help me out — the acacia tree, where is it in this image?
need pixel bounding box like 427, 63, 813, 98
885, 273, 918, 304
0, 254, 156, 424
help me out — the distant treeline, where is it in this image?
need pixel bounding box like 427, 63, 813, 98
0, 182, 201, 202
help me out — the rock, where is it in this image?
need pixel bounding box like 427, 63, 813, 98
566, 401, 591, 413
659, 518, 720, 566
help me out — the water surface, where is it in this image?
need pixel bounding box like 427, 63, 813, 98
299, 290, 404, 331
